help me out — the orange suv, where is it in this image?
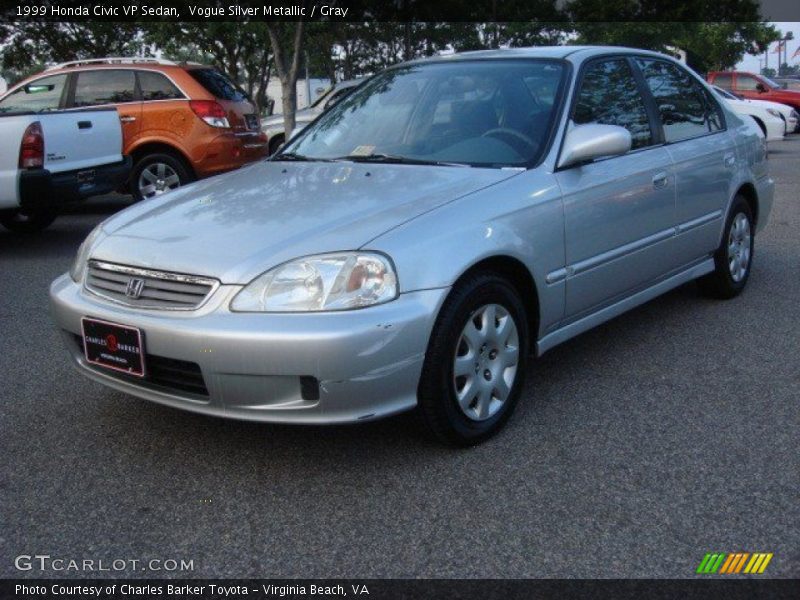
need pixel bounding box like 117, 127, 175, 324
0, 58, 268, 200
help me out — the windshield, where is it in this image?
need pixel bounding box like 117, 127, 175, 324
282, 59, 567, 168
761, 75, 782, 89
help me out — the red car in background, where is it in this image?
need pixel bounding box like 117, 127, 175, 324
708, 70, 800, 112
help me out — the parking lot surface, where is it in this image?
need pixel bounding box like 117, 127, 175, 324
1, 138, 798, 578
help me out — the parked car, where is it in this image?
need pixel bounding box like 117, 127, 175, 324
0, 58, 268, 201
262, 79, 360, 155
707, 71, 800, 115
711, 86, 789, 141
51, 47, 773, 445
0, 107, 130, 232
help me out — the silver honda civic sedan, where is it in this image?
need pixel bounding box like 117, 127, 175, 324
51, 46, 773, 445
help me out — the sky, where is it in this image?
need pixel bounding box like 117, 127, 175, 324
737, 21, 800, 72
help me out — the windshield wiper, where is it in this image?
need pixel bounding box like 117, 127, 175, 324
332, 153, 469, 167
271, 152, 335, 163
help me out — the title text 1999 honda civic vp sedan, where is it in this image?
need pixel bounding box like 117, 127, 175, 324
50, 47, 773, 445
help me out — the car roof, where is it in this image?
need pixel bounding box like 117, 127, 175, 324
402, 45, 678, 66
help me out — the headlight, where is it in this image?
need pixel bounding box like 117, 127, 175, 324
766, 108, 781, 118
69, 224, 104, 283
230, 252, 398, 312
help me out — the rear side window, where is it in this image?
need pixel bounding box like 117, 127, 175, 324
573, 59, 654, 150
714, 73, 733, 90
188, 69, 247, 101
138, 71, 183, 101
636, 59, 720, 142
74, 70, 136, 107
0, 74, 67, 113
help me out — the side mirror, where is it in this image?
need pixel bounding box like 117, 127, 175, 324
558, 123, 632, 169
756, 83, 767, 93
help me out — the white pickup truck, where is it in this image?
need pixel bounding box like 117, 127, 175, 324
0, 107, 131, 232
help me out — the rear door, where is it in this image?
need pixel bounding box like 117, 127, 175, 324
70, 69, 141, 148
635, 58, 733, 263
555, 57, 677, 320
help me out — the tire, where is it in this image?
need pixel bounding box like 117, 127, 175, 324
0, 207, 58, 233
417, 272, 529, 446
131, 152, 193, 202
697, 195, 754, 299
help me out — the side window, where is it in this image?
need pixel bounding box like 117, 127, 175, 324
735, 74, 759, 91
636, 59, 716, 142
573, 59, 653, 150
73, 70, 136, 107
0, 74, 67, 113
137, 71, 183, 101
714, 74, 733, 90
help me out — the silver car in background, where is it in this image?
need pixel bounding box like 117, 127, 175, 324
51, 47, 773, 445
262, 79, 360, 155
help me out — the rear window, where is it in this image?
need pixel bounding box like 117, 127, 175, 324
188, 69, 248, 101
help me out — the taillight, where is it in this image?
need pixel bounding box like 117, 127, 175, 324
19, 121, 44, 169
189, 100, 230, 129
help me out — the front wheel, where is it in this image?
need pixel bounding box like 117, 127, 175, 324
0, 207, 58, 233
698, 195, 754, 299
417, 273, 529, 446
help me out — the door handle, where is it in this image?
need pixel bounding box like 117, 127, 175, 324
119, 116, 136, 123
652, 172, 669, 189
724, 153, 736, 167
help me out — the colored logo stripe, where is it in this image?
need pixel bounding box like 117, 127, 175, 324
697, 552, 773, 574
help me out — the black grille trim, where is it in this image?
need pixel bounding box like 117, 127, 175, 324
74, 334, 209, 397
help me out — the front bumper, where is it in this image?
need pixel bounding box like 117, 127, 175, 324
50, 274, 447, 424
20, 157, 132, 211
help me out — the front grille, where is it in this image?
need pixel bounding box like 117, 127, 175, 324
74, 334, 209, 397
85, 261, 217, 310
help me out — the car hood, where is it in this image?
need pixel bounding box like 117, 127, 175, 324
92, 160, 520, 284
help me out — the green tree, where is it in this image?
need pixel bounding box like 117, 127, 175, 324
0, 22, 143, 84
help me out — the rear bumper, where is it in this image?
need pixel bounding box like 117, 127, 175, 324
20, 156, 132, 210
194, 132, 268, 178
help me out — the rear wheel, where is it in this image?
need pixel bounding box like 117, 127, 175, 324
698, 195, 754, 299
0, 207, 58, 233
417, 272, 529, 446
132, 153, 193, 201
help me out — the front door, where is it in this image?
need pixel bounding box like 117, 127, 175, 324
555, 57, 677, 321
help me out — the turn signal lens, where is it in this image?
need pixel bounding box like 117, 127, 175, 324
189, 100, 230, 129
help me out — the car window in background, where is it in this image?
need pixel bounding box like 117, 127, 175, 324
189, 69, 247, 101
74, 70, 136, 107
0, 74, 67, 113
636, 59, 722, 142
573, 59, 653, 149
138, 71, 184, 101
285, 60, 566, 168
714, 73, 733, 90
735, 74, 760, 91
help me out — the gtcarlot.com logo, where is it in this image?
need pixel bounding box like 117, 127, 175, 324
696, 552, 773, 575
14, 554, 194, 572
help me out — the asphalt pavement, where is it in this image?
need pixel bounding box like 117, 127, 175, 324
1, 138, 798, 579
